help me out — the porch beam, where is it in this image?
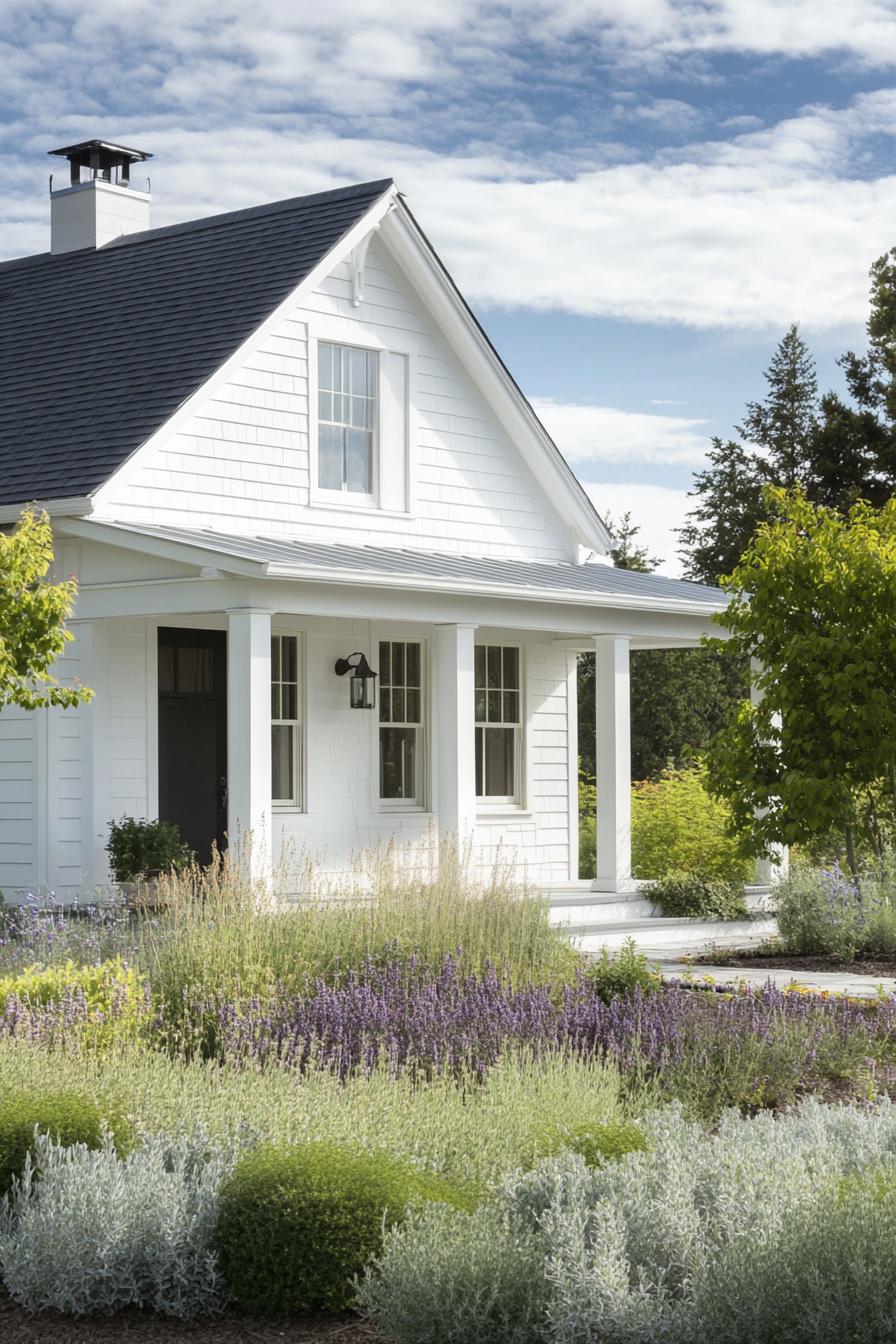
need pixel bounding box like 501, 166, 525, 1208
227, 608, 272, 881
433, 623, 477, 840
593, 635, 635, 892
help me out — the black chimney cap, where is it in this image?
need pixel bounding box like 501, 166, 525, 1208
48, 140, 153, 169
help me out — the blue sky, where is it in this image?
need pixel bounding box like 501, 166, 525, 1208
2, 1, 896, 570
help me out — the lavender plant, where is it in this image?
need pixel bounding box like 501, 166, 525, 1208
165, 962, 896, 1116
0, 1128, 241, 1319
776, 851, 896, 960
0, 890, 134, 975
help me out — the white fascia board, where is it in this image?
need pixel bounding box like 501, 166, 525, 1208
55, 517, 270, 578
0, 495, 94, 525
91, 185, 400, 504
377, 204, 612, 557
260, 560, 727, 617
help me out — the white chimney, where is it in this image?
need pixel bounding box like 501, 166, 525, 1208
48, 140, 153, 256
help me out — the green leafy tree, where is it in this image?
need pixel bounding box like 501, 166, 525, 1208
704, 488, 896, 878
0, 509, 90, 710
679, 324, 820, 584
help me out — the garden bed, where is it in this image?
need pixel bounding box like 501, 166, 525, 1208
0, 1297, 378, 1343
698, 949, 896, 976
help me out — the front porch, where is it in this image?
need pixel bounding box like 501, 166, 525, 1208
1, 520, 736, 902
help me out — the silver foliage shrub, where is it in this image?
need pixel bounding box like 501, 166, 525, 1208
361, 1099, 896, 1344
0, 1128, 239, 1318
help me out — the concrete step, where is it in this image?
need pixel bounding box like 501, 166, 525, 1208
547, 886, 773, 928
556, 915, 778, 956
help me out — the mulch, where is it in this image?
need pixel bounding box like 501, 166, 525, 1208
697, 951, 896, 977
0, 1297, 385, 1343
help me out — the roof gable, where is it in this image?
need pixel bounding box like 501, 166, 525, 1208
0, 179, 392, 505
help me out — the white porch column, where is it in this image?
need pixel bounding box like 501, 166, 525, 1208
593, 635, 634, 893
227, 608, 272, 880
750, 658, 789, 886
434, 623, 477, 840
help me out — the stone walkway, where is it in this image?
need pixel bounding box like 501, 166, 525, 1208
656, 961, 896, 998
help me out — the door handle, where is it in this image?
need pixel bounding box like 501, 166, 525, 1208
217, 777, 228, 809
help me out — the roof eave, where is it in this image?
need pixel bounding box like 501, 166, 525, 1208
262, 560, 727, 616
0, 495, 94, 525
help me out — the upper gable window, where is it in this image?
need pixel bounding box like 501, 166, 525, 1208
318, 342, 378, 496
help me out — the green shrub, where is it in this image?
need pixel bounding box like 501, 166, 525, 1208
0, 959, 148, 1048
106, 816, 192, 882
649, 872, 748, 920
536, 1120, 647, 1168
586, 938, 661, 1002
632, 766, 752, 883
216, 1141, 471, 1314
0, 1090, 129, 1195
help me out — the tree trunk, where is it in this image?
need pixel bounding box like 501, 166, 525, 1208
844, 823, 861, 885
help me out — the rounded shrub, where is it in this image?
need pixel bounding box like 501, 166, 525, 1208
632, 766, 752, 883
536, 1121, 648, 1168
0, 1090, 127, 1194
216, 1141, 470, 1314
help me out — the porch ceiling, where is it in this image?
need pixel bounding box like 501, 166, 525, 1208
60, 519, 728, 618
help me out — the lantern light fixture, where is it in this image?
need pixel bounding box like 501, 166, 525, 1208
334, 651, 377, 710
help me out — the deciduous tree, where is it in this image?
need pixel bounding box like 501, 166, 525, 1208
704, 488, 896, 876
0, 509, 91, 710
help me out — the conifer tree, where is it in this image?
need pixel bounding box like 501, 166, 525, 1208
679, 324, 819, 584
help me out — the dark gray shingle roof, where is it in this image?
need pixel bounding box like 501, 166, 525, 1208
89, 521, 727, 609
0, 179, 392, 505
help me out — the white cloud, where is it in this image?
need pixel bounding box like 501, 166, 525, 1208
4, 95, 896, 331
4, 11, 896, 331
584, 481, 693, 575
531, 398, 710, 465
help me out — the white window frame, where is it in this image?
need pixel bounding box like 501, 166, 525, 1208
315, 340, 379, 505
377, 637, 428, 811
271, 631, 304, 811
308, 321, 417, 517
474, 643, 523, 806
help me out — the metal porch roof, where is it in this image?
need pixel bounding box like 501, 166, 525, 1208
84, 521, 728, 611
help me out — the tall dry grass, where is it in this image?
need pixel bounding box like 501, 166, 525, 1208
137, 836, 580, 1030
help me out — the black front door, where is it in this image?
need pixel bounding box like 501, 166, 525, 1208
158, 628, 227, 864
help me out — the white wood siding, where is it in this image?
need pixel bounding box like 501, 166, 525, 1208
0, 706, 40, 895
473, 640, 574, 885
94, 239, 573, 562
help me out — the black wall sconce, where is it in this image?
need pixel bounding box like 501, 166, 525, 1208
334, 651, 377, 709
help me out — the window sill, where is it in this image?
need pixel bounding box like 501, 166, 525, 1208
378, 805, 433, 817
309, 492, 411, 519
475, 807, 533, 822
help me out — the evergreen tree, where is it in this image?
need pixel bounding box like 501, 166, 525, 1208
607, 510, 659, 573
679, 324, 819, 584
814, 248, 896, 508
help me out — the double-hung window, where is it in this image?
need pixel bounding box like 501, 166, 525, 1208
271, 634, 302, 807
379, 640, 424, 806
318, 342, 378, 496
475, 645, 521, 802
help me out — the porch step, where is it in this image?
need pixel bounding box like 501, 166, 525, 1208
557, 915, 778, 957
544, 882, 777, 957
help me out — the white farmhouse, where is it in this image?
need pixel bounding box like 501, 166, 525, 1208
0, 139, 728, 902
